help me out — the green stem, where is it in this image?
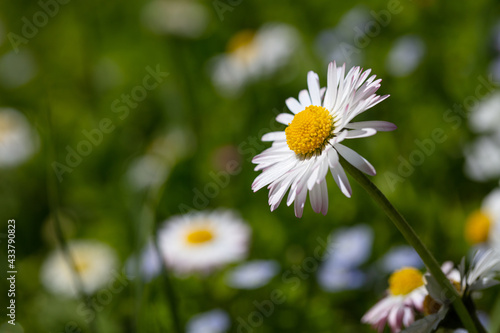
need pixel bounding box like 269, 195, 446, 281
339, 157, 480, 333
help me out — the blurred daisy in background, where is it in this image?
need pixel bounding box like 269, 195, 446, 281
126, 127, 195, 190
40, 240, 119, 298
0, 50, 37, 88
141, 0, 209, 38
209, 23, 299, 97
361, 267, 426, 332
125, 240, 162, 282
252, 62, 394, 217
225, 260, 280, 290
186, 309, 230, 333
315, 7, 370, 66
318, 224, 373, 292
407, 250, 500, 333
379, 245, 423, 274
385, 35, 426, 77
157, 210, 251, 275
464, 92, 500, 182
0, 108, 38, 168
464, 187, 500, 250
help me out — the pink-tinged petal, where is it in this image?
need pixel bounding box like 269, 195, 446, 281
307, 71, 321, 106
402, 307, 414, 327
345, 121, 397, 132
285, 98, 303, 114
319, 180, 328, 215
309, 182, 323, 214
294, 185, 308, 218
344, 128, 377, 139
335, 143, 376, 176
276, 113, 294, 125
262, 131, 286, 142
298, 89, 311, 107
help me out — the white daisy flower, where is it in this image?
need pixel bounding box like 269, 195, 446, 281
361, 267, 426, 333
469, 92, 500, 135
252, 62, 394, 217
125, 240, 162, 282
464, 135, 500, 182
141, 0, 209, 38
157, 210, 251, 275
210, 23, 299, 97
406, 250, 500, 333
225, 260, 280, 290
40, 240, 119, 298
186, 309, 230, 333
0, 108, 37, 168
318, 224, 374, 291
464, 187, 500, 249
386, 35, 425, 77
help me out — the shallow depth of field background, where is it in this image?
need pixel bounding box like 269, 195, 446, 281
1, 0, 500, 332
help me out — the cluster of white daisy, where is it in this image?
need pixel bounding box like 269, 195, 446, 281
362, 249, 500, 333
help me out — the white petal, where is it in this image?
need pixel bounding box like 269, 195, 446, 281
327, 149, 352, 198
345, 121, 397, 132
335, 143, 376, 176
276, 113, 294, 125
344, 129, 377, 139
262, 131, 286, 142
285, 98, 303, 114
309, 183, 323, 214
307, 71, 321, 106
298, 89, 311, 107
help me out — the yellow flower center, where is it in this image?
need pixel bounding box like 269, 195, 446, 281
388, 267, 424, 296
285, 105, 334, 156
423, 295, 441, 315
465, 210, 491, 244
186, 229, 214, 245
73, 258, 89, 273
227, 30, 255, 53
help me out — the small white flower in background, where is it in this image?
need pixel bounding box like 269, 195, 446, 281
361, 267, 426, 333
464, 135, 500, 182
40, 240, 119, 297
225, 260, 280, 290
464, 92, 500, 182
186, 309, 230, 333
469, 92, 500, 135
464, 187, 500, 250
315, 7, 370, 65
405, 250, 500, 333
126, 128, 195, 190
141, 0, 209, 38
157, 210, 251, 275
252, 62, 394, 217
386, 35, 425, 77
318, 225, 373, 292
125, 240, 162, 282
0, 108, 37, 168
0, 50, 37, 88
127, 154, 170, 190
380, 245, 423, 273
210, 23, 299, 97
